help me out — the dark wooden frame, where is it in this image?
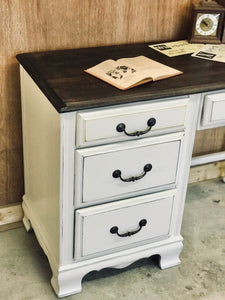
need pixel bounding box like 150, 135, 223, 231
222, 19, 225, 42
188, 0, 225, 44
189, 8, 225, 44
216, 0, 225, 43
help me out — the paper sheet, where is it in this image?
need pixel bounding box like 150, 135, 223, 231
191, 44, 225, 63
149, 40, 203, 57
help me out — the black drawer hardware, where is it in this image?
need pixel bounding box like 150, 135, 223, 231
116, 118, 156, 137
112, 163, 152, 182
110, 219, 147, 237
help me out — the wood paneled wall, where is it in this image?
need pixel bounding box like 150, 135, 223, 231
0, 0, 224, 207
193, 128, 225, 156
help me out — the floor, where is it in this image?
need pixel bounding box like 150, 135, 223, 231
0, 179, 225, 300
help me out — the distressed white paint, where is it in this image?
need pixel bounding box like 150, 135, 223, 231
76, 98, 188, 147
75, 133, 183, 205
20, 67, 61, 266
20, 67, 225, 297
75, 190, 175, 259
198, 90, 225, 129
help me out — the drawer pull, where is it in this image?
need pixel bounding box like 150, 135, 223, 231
112, 163, 152, 182
110, 219, 147, 237
116, 118, 156, 137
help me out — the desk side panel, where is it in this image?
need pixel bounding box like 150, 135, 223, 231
20, 67, 60, 266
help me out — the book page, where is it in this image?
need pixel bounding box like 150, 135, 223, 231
85, 58, 152, 89
85, 56, 182, 90
116, 56, 182, 81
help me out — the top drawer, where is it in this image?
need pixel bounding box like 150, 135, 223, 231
201, 92, 225, 128
76, 98, 189, 147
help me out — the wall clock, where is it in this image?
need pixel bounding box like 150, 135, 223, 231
189, 0, 225, 43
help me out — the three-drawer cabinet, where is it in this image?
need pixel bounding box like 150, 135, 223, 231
17, 43, 225, 297
19, 68, 197, 297
73, 99, 187, 260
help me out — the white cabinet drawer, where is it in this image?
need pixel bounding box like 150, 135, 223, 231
75, 132, 183, 206
201, 92, 225, 128
76, 98, 188, 147
74, 190, 175, 259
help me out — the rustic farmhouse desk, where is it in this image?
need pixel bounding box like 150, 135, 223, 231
17, 43, 225, 297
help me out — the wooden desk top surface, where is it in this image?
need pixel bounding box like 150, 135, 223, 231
16, 42, 225, 113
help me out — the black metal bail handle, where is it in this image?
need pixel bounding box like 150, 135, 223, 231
110, 219, 147, 237
116, 118, 156, 137
112, 163, 152, 182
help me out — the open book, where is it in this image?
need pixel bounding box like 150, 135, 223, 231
85, 56, 183, 90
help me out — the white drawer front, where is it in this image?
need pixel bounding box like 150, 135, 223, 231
75, 132, 183, 205
201, 92, 225, 127
76, 98, 188, 147
74, 190, 175, 259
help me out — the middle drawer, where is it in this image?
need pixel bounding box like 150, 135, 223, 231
74, 132, 183, 206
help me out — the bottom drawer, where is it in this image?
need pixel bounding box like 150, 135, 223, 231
74, 190, 175, 260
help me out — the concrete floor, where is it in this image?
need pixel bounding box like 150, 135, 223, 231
0, 179, 225, 300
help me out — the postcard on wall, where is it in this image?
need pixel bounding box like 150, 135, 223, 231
149, 40, 203, 57
192, 44, 225, 63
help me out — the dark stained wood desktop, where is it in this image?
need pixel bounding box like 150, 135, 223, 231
16, 43, 225, 113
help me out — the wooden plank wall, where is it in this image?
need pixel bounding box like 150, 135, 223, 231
0, 0, 224, 208
193, 128, 225, 156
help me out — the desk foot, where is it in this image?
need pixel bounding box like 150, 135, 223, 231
159, 242, 183, 269
23, 214, 33, 233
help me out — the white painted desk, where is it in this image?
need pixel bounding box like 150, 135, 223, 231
17, 43, 225, 297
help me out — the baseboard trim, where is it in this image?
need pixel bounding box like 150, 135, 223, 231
0, 221, 23, 232
189, 161, 225, 184
191, 151, 225, 167
0, 203, 23, 229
